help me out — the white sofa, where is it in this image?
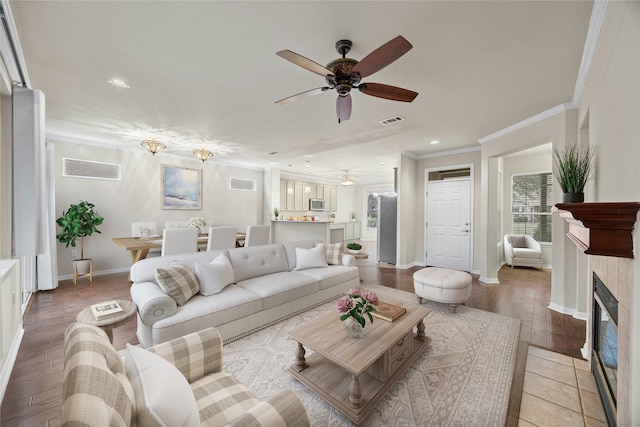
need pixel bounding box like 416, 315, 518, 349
130, 240, 359, 347
503, 234, 543, 269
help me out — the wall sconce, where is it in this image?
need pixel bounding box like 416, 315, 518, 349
193, 147, 214, 163
140, 138, 166, 155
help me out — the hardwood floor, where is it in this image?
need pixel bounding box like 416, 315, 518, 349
1, 255, 585, 426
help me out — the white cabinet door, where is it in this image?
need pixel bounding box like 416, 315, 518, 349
280, 180, 286, 212
329, 186, 338, 212
316, 185, 324, 201
294, 181, 304, 211
286, 181, 295, 210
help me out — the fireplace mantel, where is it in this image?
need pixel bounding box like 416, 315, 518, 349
553, 202, 640, 258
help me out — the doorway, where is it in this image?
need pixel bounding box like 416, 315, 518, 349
425, 167, 473, 272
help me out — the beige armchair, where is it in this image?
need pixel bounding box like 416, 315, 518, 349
63, 323, 310, 426
504, 234, 543, 269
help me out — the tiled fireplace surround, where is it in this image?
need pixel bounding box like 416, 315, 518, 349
589, 255, 630, 424
554, 202, 640, 426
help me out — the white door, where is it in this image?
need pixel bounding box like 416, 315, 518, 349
426, 179, 471, 271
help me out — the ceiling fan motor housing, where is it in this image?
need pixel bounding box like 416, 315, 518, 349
325, 57, 361, 94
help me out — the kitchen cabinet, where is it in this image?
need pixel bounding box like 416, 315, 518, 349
344, 222, 361, 241
285, 181, 295, 211
294, 181, 304, 211
279, 180, 338, 213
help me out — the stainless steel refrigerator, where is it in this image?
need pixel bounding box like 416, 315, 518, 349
377, 194, 397, 264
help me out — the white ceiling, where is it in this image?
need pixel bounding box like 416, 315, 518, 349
8, 1, 593, 185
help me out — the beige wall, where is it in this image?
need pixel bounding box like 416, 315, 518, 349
52, 140, 264, 277
0, 58, 12, 259
397, 153, 417, 267
577, 2, 640, 424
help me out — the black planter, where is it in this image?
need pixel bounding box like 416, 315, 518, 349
563, 192, 584, 203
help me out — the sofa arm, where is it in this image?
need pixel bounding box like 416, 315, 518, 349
226, 390, 310, 427
130, 281, 177, 325
147, 327, 223, 383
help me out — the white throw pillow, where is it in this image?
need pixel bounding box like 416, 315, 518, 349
124, 344, 200, 427
294, 244, 328, 270
195, 253, 235, 296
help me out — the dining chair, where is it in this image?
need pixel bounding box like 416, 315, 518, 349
161, 228, 199, 256
131, 222, 157, 237
206, 226, 238, 251
244, 225, 271, 247
165, 220, 187, 229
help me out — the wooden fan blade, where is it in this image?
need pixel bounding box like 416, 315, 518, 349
336, 94, 352, 123
352, 36, 413, 78
359, 83, 418, 102
275, 87, 331, 105
276, 50, 335, 77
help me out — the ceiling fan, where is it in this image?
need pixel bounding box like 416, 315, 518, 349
339, 170, 360, 186
275, 36, 419, 123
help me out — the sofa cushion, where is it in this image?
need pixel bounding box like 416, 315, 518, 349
151, 285, 263, 338
190, 371, 261, 425
324, 242, 341, 265
195, 252, 234, 296
125, 343, 200, 427
227, 244, 289, 282
513, 247, 542, 259
62, 323, 136, 427
292, 265, 360, 291
510, 235, 527, 248
294, 244, 328, 270
236, 272, 319, 310
156, 262, 200, 305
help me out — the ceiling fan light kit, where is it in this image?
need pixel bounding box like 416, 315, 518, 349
276, 36, 418, 123
140, 138, 166, 155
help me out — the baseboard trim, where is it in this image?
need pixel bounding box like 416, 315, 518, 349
548, 302, 587, 320
58, 266, 130, 282
479, 276, 500, 284
395, 262, 425, 270
1, 327, 24, 403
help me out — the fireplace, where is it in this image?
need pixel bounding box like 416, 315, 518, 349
592, 272, 618, 426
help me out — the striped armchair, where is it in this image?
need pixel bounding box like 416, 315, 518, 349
63, 323, 309, 426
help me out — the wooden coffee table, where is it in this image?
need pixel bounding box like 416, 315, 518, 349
76, 300, 137, 343
287, 301, 430, 425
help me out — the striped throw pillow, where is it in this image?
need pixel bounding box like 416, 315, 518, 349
156, 262, 200, 305
324, 242, 342, 265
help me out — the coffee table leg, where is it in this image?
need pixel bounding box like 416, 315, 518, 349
416, 319, 426, 342
294, 342, 308, 372
349, 375, 362, 408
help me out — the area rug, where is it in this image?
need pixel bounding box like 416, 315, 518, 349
222, 284, 520, 426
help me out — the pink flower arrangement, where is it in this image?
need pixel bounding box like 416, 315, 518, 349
336, 288, 379, 327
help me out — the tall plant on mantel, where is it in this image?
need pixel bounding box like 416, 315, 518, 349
553, 144, 595, 203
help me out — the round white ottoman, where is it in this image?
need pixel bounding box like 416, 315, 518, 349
413, 267, 472, 313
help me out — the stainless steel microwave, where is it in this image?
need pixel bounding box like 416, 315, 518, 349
309, 199, 325, 211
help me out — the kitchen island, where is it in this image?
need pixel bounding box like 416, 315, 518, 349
272, 220, 345, 244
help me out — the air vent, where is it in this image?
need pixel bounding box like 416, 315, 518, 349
62, 158, 121, 180
229, 177, 256, 191
379, 116, 405, 126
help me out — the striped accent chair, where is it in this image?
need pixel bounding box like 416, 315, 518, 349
63, 323, 309, 426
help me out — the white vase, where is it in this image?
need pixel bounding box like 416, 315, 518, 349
348, 249, 360, 255
343, 316, 365, 339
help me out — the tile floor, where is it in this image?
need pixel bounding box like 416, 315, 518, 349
519, 346, 607, 426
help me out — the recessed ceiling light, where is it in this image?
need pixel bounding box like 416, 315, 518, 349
269, 162, 279, 166
380, 162, 385, 165
430, 140, 440, 145
107, 78, 130, 88
303, 154, 314, 158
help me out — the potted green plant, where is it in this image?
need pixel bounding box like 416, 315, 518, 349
346, 242, 362, 255
56, 201, 104, 274
351, 212, 356, 222
553, 144, 595, 203
273, 207, 280, 220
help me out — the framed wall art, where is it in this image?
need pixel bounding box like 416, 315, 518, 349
161, 164, 202, 210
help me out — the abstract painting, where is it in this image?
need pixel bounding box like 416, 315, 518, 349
161, 165, 201, 210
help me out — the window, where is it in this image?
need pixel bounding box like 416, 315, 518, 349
511, 172, 552, 243
366, 192, 379, 228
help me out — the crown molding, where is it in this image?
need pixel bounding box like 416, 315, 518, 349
573, 0, 609, 105
478, 102, 576, 145
404, 146, 480, 160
